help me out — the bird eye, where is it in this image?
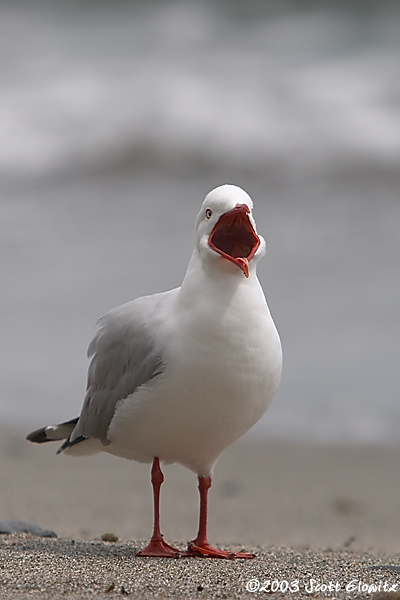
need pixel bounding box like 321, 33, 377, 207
205, 209, 213, 219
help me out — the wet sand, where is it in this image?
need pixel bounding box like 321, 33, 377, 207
2, 430, 400, 598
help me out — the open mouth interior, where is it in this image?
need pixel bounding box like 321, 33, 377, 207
208, 205, 260, 275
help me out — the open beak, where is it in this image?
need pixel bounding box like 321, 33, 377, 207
208, 204, 260, 277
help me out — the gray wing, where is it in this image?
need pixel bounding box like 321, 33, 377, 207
69, 290, 175, 447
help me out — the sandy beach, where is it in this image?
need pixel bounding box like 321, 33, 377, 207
2, 430, 400, 598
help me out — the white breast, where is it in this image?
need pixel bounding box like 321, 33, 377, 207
107, 260, 282, 477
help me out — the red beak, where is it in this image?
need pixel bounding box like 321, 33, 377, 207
208, 204, 260, 277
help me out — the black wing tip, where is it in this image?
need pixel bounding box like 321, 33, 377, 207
26, 417, 80, 445
26, 428, 50, 444
56, 435, 88, 454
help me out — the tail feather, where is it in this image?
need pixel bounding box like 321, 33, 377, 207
26, 417, 79, 444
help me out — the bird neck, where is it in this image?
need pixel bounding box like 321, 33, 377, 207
178, 249, 261, 311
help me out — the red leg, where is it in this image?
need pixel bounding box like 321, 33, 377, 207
136, 457, 182, 557
185, 476, 255, 559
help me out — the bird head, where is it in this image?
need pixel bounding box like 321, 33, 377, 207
195, 184, 266, 277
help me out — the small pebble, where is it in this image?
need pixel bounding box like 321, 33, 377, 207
101, 532, 119, 542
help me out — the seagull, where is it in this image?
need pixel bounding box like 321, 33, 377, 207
27, 184, 282, 559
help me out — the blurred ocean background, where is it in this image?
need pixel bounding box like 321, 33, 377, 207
1, 0, 399, 446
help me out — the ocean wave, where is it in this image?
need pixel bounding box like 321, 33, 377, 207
1, 1, 399, 178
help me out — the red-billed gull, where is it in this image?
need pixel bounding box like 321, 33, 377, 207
27, 184, 282, 559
